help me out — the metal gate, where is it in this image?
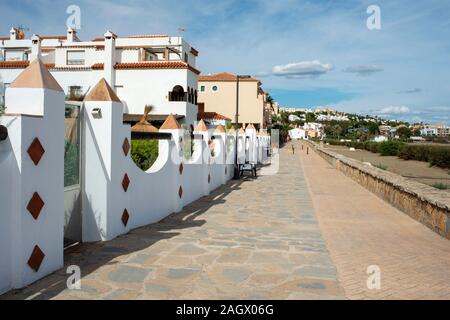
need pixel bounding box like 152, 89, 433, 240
64, 102, 83, 247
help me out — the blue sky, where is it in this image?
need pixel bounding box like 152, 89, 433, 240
1, 0, 449, 124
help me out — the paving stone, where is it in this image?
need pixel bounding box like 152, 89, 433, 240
108, 265, 150, 283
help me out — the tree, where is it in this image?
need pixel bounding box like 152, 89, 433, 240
397, 126, 412, 140
367, 122, 380, 135
413, 128, 421, 136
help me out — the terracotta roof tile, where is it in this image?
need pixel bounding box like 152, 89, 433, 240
195, 119, 208, 132
160, 114, 181, 130
215, 125, 226, 133
0, 61, 30, 69
190, 47, 199, 56
198, 112, 231, 121
84, 78, 121, 102
10, 59, 63, 92
198, 72, 259, 82
114, 61, 200, 74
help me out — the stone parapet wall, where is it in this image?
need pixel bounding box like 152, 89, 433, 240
309, 142, 450, 239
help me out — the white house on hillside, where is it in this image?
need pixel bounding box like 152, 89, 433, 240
0, 27, 200, 125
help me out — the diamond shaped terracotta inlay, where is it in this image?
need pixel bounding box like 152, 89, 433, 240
178, 186, 183, 198
122, 138, 130, 156
27, 137, 45, 166
208, 174, 211, 184
122, 209, 130, 226
122, 174, 130, 192
28, 245, 45, 272
26, 192, 45, 220
225, 167, 228, 175
179, 163, 184, 175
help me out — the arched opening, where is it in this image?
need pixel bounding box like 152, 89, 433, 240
169, 85, 186, 102
194, 90, 198, 105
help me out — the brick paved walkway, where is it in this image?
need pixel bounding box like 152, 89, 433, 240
2, 144, 344, 300
298, 141, 450, 300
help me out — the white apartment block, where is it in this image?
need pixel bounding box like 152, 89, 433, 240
420, 124, 450, 137
0, 27, 200, 125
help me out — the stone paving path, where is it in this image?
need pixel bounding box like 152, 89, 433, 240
298, 141, 450, 300
2, 144, 345, 300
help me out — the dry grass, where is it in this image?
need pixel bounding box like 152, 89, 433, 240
324, 145, 450, 192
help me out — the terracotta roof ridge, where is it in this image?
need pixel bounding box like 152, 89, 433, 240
160, 114, 181, 130
84, 78, 121, 102
10, 58, 63, 92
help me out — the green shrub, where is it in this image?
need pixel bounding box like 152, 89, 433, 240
399, 144, 450, 168
377, 141, 404, 156
64, 140, 79, 187
364, 141, 379, 153
432, 183, 448, 190
131, 140, 159, 171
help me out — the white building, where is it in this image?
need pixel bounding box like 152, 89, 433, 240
289, 128, 307, 140
0, 27, 200, 125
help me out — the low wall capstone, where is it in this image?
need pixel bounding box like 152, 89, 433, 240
309, 142, 450, 240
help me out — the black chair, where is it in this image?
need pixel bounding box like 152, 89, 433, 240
239, 161, 257, 178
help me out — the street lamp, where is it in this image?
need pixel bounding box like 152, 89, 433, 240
233, 74, 252, 180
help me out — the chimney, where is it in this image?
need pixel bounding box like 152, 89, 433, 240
10, 27, 17, 40
66, 27, 78, 42
30, 34, 41, 61
104, 30, 117, 90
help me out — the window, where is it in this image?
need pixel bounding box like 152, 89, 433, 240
67, 86, 84, 101
66, 50, 85, 65
200, 85, 205, 92
4, 50, 24, 61
169, 85, 186, 102
212, 85, 219, 92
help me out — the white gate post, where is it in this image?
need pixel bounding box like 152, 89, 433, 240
0, 59, 64, 292
82, 78, 131, 242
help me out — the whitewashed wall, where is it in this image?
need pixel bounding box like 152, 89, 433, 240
0, 86, 64, 294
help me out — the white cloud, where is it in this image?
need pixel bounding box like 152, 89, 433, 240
343, 65, 384, 76
272, 60, 334, 79
397, 88, 422, 94
378, 106, 411, 114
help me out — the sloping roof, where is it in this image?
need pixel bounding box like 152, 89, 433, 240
10, 59, 63, 92
114, 61, 201, 74
160, 114, 181, 130
198, 72, 259, 82
215, 125, 225, 133
195, 119, 208, 132
197, 111, 231, 121
131, 105, 158, 133
190, 47, 199, 56
0, 61, 30, 69
84, 78, 121, 102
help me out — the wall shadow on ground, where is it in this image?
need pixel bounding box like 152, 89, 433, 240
1, 178, 250, 300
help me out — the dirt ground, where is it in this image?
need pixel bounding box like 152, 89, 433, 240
322, 145, 450, 192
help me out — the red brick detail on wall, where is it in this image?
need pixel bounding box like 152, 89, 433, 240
27, 137, 45, 165
208, 174, 211, 184
178, 186, 183, 198
27, 245, 45, 272
122, 174, 130, 192
179, 163, 184, 175
26, 192, 45, 220
122, 138, 130, 156
122, 209, 130, 226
